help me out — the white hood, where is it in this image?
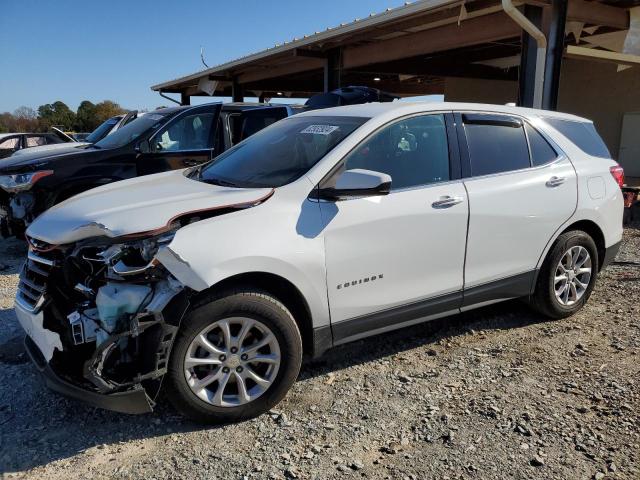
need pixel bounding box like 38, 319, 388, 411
26, 170, 273, 245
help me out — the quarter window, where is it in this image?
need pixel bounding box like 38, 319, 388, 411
153, 113, 215, 152
343, 114, 450, 190
463, 114, 530, 176
544, 118, 611, 158
526, 123, 557, 166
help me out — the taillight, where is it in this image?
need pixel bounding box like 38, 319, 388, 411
610, 165, 624, 188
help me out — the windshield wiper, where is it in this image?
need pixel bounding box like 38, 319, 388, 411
204, 177, 242, 188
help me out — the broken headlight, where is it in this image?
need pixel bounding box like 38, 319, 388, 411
0, 170, 54, 193
94, 229, 177, 277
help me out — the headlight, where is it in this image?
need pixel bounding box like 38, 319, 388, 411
94, 229, 178, 276
0, 170, 54, 193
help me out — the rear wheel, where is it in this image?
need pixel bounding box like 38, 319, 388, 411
531, 230, 598, 319
166, 289, 302, 424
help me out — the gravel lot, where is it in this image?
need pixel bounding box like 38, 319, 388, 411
1, 223, 638, 480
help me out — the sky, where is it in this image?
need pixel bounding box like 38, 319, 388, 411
0, 0, 414, 113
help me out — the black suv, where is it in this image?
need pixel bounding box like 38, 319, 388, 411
0, 102, 293, 238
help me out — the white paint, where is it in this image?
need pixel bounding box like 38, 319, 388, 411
587, 176, 606, 200
15, 301, 63, 362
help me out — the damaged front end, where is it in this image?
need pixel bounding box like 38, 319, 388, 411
17, 229, 190, 414
0, 170, 53, 238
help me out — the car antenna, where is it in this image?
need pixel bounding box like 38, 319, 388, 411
200, 46, 209, 69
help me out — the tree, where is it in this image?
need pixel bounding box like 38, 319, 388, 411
75, 100, 96, 132
37, 101, 76, 130
92, 100, 126, 125
13, 106, 39, 132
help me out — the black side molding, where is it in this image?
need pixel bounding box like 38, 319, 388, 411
462, 270, 537, 307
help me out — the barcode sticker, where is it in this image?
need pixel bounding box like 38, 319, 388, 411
300, 125, 340, 135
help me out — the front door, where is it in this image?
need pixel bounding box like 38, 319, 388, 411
321, 113, 468, 342
457, 113, 578, 302
138, 103, 222, 176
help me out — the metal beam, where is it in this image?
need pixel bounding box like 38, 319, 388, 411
180, 92, 191, 106
342, 12, 521, 69
324, 49, 341, 92
542, 0, 568, 110
565, 45, 640, 67
237, 58, 325, 84
231, 79, 244, 102
518, 4, 543, 107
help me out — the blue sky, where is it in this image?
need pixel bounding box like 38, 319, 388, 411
0, 0, 411, 113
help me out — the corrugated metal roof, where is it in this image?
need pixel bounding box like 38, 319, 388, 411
151, 0, 461, 91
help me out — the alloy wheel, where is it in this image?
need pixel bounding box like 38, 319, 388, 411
554, 245, 592, 306
184, 317, 281, 407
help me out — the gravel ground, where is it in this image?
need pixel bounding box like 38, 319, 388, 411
0, 223, 638, 480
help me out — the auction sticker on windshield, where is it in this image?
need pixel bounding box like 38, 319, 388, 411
300, 125, 340, 135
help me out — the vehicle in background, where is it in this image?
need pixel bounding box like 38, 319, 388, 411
72, 133, 90, 142
11, 111, 144, 157
0, 103, 292, 238
15, 102, 623, 422
304, 85, 398, 110
0, 129, 75, 159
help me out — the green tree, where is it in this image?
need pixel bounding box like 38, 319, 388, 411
37, 101, 76, 130
75, 100, 97, 131
92, 100, 126, 125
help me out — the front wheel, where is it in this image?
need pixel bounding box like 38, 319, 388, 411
531, 230, 599, 319
165, 289, 303, 424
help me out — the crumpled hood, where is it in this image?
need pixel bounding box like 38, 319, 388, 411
27, 169, 273, 245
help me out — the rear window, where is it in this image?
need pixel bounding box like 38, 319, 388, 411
544, 118, 610, 158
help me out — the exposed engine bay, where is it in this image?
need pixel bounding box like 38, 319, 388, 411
17, 229, 191, 410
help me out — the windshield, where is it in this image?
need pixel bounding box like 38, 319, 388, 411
93, 113, 169, 150
198, 115, 368, 188
85, 117, 120, 143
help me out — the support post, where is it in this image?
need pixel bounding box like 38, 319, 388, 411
542, 0, 568, 110
232, 79, 244, 102
518, 5, 543, 108
180, 92, 190, 106
324, 49, 341, 92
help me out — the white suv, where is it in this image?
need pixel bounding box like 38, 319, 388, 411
16, 102, 624, 423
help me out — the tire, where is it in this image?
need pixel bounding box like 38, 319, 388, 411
531, 230, 599, 319
165, 288, 302, 424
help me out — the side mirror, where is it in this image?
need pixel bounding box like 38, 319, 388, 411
136, 140, 151, 154
318, 169, 391, 200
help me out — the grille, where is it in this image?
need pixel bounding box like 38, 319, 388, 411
16, 251, 58, 312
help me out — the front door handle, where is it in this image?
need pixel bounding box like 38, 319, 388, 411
546, 176, 566, 187
432, 195, 464, 209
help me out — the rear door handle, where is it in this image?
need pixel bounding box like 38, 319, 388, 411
546, 176, 566, 187
432, 195, 464, 209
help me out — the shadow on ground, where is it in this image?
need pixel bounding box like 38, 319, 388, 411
0, 299, 546, 474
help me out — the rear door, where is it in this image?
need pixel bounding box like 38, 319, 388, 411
457, 112, 577, 304
138, 104, 222, 176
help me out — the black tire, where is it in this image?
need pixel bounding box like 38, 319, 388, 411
165, 289, 303, 424
531, 230, 599, 319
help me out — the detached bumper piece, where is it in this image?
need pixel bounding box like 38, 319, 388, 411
24, 335, 153, 414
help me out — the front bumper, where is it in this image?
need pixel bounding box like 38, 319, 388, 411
24, 335, 154, 414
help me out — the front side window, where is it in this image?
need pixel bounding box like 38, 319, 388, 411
153, 113, 215, 152
197, 115, 367, 188
342, 114, 450, 190
463, 114, 530, 176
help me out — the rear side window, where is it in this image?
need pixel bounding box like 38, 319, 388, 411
525, 123, 558, 166
463, 114, 530, 176
544, 118, 610, 158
